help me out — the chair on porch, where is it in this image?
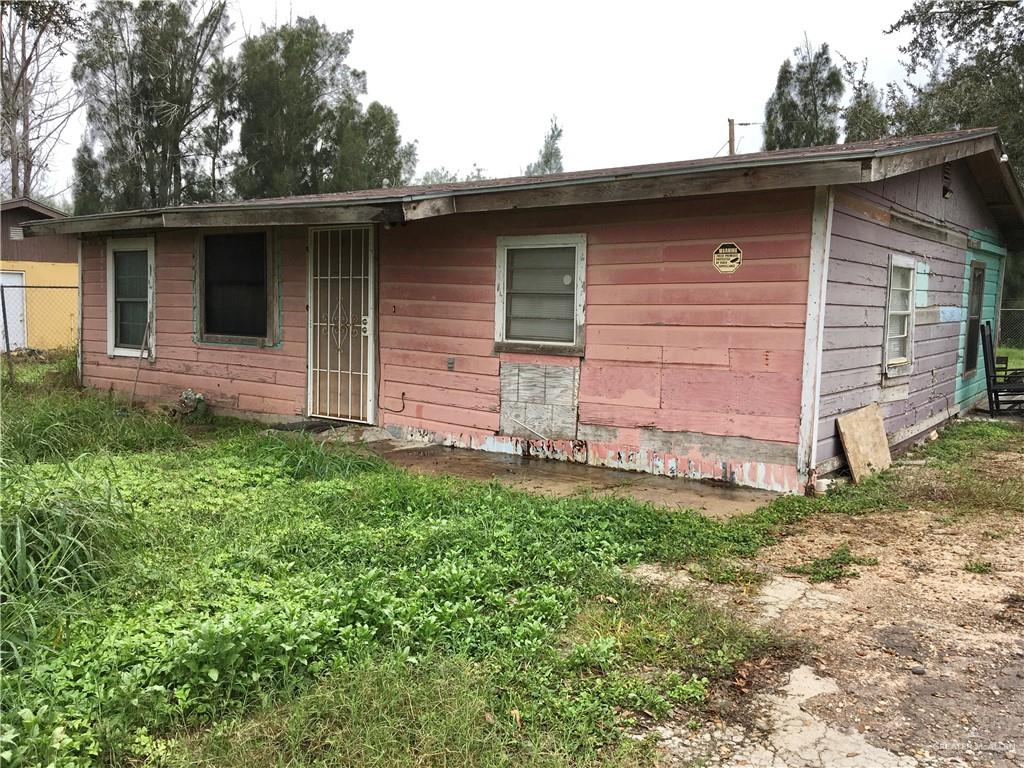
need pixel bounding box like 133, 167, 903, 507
981, 321, 1024, 414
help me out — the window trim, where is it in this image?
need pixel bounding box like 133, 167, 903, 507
196, 229, 277, 347
883, 252, 916, 375
963, 260, 986, 377
494, 233, 586, 355
107, 236, 155, 359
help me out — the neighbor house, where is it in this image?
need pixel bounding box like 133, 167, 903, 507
22, 129, 1024, 492
1, 197, 79, 350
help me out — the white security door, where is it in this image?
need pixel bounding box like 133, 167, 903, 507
308, 226, 375, 422
0, 271, 27, 350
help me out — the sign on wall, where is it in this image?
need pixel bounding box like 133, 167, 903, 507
713, 242, 743, 274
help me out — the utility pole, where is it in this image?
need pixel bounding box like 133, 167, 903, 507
728, 118, 736, 156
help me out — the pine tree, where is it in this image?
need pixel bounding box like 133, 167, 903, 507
841, 59, 889, 142
525, 116, 564, 175
233, 18, 416, 199
73, 0, 231, 210
763, 37, 844, 150
71, 140, 104, 214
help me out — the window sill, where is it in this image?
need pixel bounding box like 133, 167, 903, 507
197, 334, 273, 348
884, 364, 912, 380
109, 347, 154, 360
493, 340, 584, 357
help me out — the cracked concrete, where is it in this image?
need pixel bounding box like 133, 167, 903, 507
754, 576, 845, 621
652, 664, 930, 768
630, 445, 1024, 768
734, 665, 919, 767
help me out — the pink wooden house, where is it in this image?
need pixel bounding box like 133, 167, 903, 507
25, 129, 1024, 492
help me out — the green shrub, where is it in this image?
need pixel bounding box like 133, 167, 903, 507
230, 432, 385, 480
964, 559, 994, 574
0, 389, 190, 463
785, 544, 878, 583
0, 460, 135, 666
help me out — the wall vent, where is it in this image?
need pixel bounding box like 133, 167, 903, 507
8, 226, 24, 240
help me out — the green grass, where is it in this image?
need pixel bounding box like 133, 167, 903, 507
964, 560, 995, 574
998, 346, 1024, 370
785, 545, 879, 583
0, 459, 137, 666
900, 421, 1024, 518
0, 385, 1012, 767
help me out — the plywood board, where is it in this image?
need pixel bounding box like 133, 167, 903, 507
836, 403, 892, 483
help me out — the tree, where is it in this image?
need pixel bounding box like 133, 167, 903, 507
329, 98, 417, 189
71, 139, 103, 214
73, 0, 231, 210
1, 0, 82, 199
233, 17, 416, 199
841, 58, 889, 142
419, 167, 459, 184
524, 116, 563, 175
886, 1, 1024, 172
763, 36, 844, 150
885, 2, 1024, 300
417, 164, 487, 184
197, 40, 236, 201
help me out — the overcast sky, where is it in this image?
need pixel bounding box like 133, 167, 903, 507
49, 0, 917, 197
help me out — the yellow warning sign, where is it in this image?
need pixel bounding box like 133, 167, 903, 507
713, 242, 743, 274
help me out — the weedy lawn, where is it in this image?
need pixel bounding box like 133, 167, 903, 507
1, 358, 1015, 767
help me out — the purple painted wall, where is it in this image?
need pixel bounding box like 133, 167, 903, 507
816, 161, 1000, 470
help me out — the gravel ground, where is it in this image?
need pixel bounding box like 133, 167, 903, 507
631, 446, 1024, 768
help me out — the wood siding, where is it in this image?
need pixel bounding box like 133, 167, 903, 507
816, 162, 1003, 467
2, 207, 77, 263
379, 190, 814, 490
80, 229, 308, 416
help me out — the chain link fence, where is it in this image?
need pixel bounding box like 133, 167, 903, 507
0, 283, 79, 386
1000, 304, 1024, 352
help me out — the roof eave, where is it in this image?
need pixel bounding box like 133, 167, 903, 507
21, 129, 1022, 239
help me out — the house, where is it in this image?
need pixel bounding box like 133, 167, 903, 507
1, 197, 79, 350
22, 128, 1024, 492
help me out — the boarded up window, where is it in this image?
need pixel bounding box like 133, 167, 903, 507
964, 262, 985, 374
496, 235, 584, 350
885, 254, 916, 371
202, 232, 270, 341
113, 250, 148, 348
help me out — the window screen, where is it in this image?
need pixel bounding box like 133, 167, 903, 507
885, 261, 914, 367
113, 249, 148, 348
964, 262, 985, 374
203, 232, 268, 339
504, 246, 576, 343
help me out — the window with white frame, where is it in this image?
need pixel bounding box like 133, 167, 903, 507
884, 254, 916, 372
495, 234, 585, 351
107, 237, 154, 357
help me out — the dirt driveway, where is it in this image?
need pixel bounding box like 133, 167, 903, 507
634, 447, 1024, 768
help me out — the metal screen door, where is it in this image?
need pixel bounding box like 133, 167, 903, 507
308, 226, 375, 422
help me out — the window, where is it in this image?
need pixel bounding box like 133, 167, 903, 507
199, 232, 274, 344
107, 238, 154, 357
884, 254, 916, 372
495, 234, 585, 352
964, 261, 986, 375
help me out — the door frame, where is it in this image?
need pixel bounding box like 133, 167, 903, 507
0, 269, 27, 350
305, 224, 377, 424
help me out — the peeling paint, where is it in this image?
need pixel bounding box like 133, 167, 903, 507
384, 424, 801, 493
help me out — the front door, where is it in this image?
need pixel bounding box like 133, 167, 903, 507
308, 226, 375, 422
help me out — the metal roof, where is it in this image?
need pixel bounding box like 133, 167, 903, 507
20, 128, 1024, 246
